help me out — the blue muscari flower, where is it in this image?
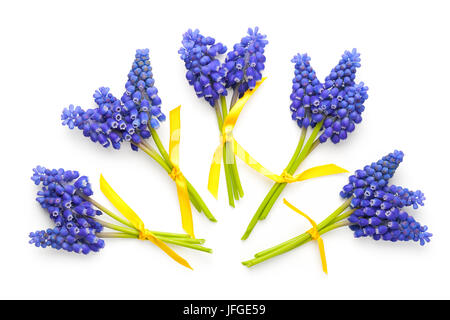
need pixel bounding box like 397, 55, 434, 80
223, 27, 268, 97
340, 150, 404, 198
290, 49, 368, 144
325, 49, 361, 89
62, 49, 163, 152
121, 49, 166, 129
319, 82, 369, 144
179, 28, 228, 106
342, 151, 431, 246
384, 185, 426, 209
61, 99, 123, 149
31, 166, 103, 234
29, 227, 105, 254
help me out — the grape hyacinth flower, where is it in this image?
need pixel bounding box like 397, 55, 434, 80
242, 151, 431, 269
223, 27, 268, 105
179, 27, 268, 207
242, 49, 368, 239
179, 29, 228, 107
29, 166, 212, 262
61, 49, 216, 227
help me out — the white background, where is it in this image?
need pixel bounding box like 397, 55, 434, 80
1, 0, 449, 299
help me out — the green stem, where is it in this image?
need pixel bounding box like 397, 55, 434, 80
315, 198, 352, 231
97, 232, 136, 238
137, 142, 171, 173
81, 194, 135, 229
156, 236, 206, 245
97, 232, 212, 253
148, 127, 170, 164
329, 208, 355, 225
222, 95, 244, 199
95, 218, 139, 236
82, 196, 207, 241
253, 198, 352, 258
147, 231, 191, 239
223, 142, 235, 207
225, 141, 240, 200
97, 231, 195, 242
150, 127, 216, 220
220, 96, 236, 206
184, 179, 216, 221
96, 218, 208, 246
230, 87, 239, 109
214, 100, 223, 131
242, 219, 349, 268
231, 160, 244, 198
97, 222, 205, 244
241, 127, 307, 240
157, 238, 213, 253
140, 135, 204, 212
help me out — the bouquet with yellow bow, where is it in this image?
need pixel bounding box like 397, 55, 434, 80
62, 49, 215, 239
242, 150, 431, 273
241, 49, 368, 239
30, 166, 212, 269
178, 27, 268, 207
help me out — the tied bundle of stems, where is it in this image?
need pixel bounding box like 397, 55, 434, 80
242, 198, 352, 267
87, 193, 212, 253
61, 49, 216, 227
243, 150, 432, 268
242, 123, 321, 239
213, 95, 244, 207
138, 126, 215, 222
29, 166, 212, 257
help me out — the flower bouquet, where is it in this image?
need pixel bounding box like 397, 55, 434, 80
242, 151, 431, 271
178, 27, 268, 207
29, 166, 212, 269
242, 49, 368, 239
61, 49, 215, 238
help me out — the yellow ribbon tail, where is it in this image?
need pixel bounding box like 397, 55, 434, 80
233, 139, 287, 183
99, 174, 192, 270
175, 176, 194, 238
294, 164, 348, 181
207, 145, 223, 199
283, 198, 327, 274
99, 174, 144, 230
144, 233, 193, 270
168, 105, 195, 239
317, 238, 328, 274
233, 137, 347, 184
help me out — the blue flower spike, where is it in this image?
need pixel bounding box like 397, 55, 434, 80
341, 151, 431, 245
179, 29, 228, 106
224, 27, 268, 100
242, 150, 431, 269
30, 166, 105, 254
289, 49, 368, 143
29, 166, 213, 261
61, 49, 164, 152
61, 49, 215, 222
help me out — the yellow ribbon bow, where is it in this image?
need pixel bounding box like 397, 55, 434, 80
208, 78, 266, 199
168, 106, 194, 239
283, 198, 327, 274
99, 174, 192, 270
207, 77, 348, 198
